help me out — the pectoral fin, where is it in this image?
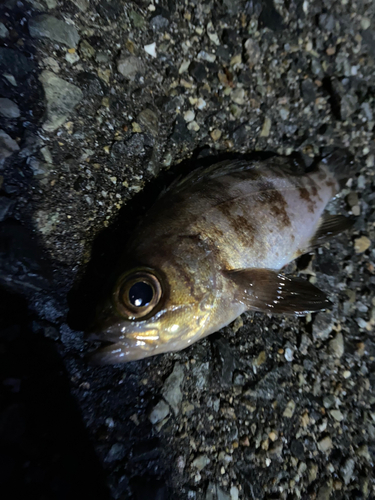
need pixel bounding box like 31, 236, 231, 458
226, 268, 331, 316
310, 213, 355, 248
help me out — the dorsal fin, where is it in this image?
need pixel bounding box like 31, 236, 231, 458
160, 155, 309, 199
162, 159, 254, 197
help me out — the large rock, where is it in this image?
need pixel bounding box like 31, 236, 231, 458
39, 71, 83, 132
29, 15, 80, 48
0, 98, 20, 119
0, 130, 20, 167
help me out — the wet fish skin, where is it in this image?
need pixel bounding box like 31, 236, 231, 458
88, 153, 353, 364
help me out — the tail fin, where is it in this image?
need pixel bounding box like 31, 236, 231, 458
320, 148, 356, 185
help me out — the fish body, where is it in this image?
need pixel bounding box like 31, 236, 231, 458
89, 153, 353, 364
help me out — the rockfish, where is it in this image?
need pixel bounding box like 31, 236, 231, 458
89, 153, 353, 364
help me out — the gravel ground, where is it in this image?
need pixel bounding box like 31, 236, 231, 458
1, 0, 375, 499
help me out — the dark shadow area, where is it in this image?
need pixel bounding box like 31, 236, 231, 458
0, 6, 111, 493
0, 286, 111, 500
130, 476, 171, 500
67, 148, 279, 332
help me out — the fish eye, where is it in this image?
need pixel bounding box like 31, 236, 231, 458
114, 269, 162, 320
129, 281, 154, 307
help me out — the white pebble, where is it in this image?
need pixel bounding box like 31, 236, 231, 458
179, 59, 190, 74
65, 52, 79, 64
184, 110, 195, 122
187, 120, 200, 131
279, 107, 290, 120
196, 98, 206, 110
284, 347, 294, 362
356, 317, 368, 329
144, 42, 156, 58
361, 17, 371, 30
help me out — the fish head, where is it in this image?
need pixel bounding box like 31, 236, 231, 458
87, 236, 218, 364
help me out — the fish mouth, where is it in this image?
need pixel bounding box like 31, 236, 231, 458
85, 320, 163, 364
85, 303, 202, 364
87, 339, 159, 364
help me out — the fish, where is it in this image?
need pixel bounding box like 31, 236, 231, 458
88, 151, 354, 364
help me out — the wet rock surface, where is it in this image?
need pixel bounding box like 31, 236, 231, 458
1, 1, 375, 499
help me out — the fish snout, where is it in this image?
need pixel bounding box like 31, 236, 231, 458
85, 319, 164, 364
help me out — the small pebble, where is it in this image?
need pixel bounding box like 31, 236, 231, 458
260, 117, 271, 137
132, 122, 142, 133
117, 55, 144, 80
211, 129, 222, 142
196, 98, 206, 110
144, 42, 156, 58
179, 59, 190, 74
191, 454, 210, 471
361, 17, 371, 30
65, 51, 80, 64
254, 350, 266, 366
197, 50, 216, 63
341, 457, 355, 485
354, 236, 371, 253
0, 22, 9, 39
187, 121, 200, 132
231, 88, 246, 105
356, 317, 368, 329
269, 431, 277, 441
284, 347, 294, 362
330, 409, 344, 422
318, 436, 333, 453
279, 107, 290, 120
105, 417, 115, 428
230, 54, 242, 66
283, 400, 296, 418
184, 110, 195, 123
329, 332, 344, 358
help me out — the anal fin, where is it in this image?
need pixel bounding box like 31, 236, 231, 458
310, 214, 355, 247
226, 268, 331, 316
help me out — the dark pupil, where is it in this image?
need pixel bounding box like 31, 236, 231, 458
129, 281, 153, 307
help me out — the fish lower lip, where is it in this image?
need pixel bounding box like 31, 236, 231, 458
86, 338, 156, 365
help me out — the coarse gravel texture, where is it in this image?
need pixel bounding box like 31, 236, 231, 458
1, 0, 375, 499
